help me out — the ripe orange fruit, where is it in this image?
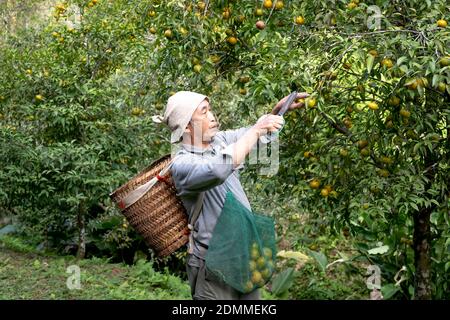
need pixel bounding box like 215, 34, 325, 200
439, 57, 450, 67
261, 268, 271, 280
347, 2, 358, 9
437, 82, 446, 93
251, 271, 263, 285
197, 1, 206, 10
244, 281, 254, 292
193, 64, 202, 73
357, 140, 368, 149
239, 76, 250, 83
256, 256, 266, 269
406, 79, 418, 90
295, 16, 305, 25
237, 15, 245, 23
250, 247, 259, 259
381, 156, 393, 164
222, 9, 231, 19
320, 188, 329, 197
307, 98, 317, 108
388, 96, 400, 106
263, 0, 273, 9
360, 148, 370, 157
35, 94, 44, 101
378, 169, 390, 177
227, 36, 237, 45
263, 247, 272, 259
164, 29, 173, 38
367, 101, 379, 110
323, 70, 337, 80
295, 98, 305, 105
255, 8, 264, 16
343, 118, 352, 128
148, 10, 156, 17
275, 1, 284, 10
399, 108, 410, 118
303, 151, 312, 158
55, 3, 66, 11
368, 49, 378, 57
131, 107, 142, 116
309, 179, 320, 189
437, 19, 447, 28
239, 88, 247, 95
179, 27, 188, 35
381, 58, 394, 68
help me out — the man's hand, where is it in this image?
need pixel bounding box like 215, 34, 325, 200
229, 115, 283, 169
271, 92, 310, 115
254, 114, 284, 137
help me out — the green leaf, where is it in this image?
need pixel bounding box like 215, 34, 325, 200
368, 245, 389, 255
277, 250, 311, 263
271, 267, 295, 296
308, 250, 328, 272
381, 284, 400, 299
396, 56, 408, 65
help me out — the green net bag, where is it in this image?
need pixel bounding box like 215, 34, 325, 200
204, 189, 277, 294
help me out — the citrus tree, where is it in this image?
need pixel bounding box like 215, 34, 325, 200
0, 0, 170, 258
139, 0, 449, 299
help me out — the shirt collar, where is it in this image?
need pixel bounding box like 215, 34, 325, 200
181, 142, 214, 155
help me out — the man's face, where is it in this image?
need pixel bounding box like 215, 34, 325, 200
186, 99, 219, 143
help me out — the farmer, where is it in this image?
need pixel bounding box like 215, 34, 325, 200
160, 90, 308, 300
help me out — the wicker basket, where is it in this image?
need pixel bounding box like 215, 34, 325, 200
109, 154, 189, 257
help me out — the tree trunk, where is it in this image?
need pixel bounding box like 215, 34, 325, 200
413, 150, 437, 300
76, 202, 86, 259
412, 207, 432, 299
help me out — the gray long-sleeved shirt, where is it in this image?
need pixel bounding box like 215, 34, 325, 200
170, 126, 256, 260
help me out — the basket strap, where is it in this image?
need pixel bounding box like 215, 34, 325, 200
117, 155, 180, 210
187, 192, 204, 254
185, 140, 229, 253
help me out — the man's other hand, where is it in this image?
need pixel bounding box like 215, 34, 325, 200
272, 92, 310, 114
